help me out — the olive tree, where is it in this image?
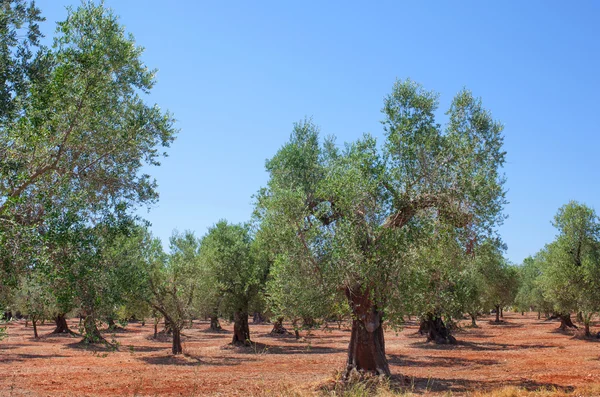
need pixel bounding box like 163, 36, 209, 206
0, 1, 176, 286
200, 221, 265, 346
538, 202, 600, 335
14, 272, 55, 338
145, 231, 202, 354
256, 79, 506, 378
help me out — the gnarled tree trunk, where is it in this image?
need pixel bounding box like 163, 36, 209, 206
210, 315, 222, 331
469, 312, 477, 327
232, 311, 250, 345
172, 327, 182, 354
52, 314, 74, 334
495, 305, 500, 323
82, 315, 105, 344
253, 312, 266, 324
343, 286, 390, 380
270, 317, 288, 334
420, 313, 456, 344
559, 313, 577, 330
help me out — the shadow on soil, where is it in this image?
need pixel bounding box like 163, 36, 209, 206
139, 354, 256, 367
487, 320, 524, 328
0, 353, 70, 364
396, 374, 575, 394
388, 353, 499, 368
409, 340, 557, 351
219, 341, 346, 355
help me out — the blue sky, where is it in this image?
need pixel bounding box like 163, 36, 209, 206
36, 1, 600, 264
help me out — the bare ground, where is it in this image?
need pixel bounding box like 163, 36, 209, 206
0, 313, 599, 396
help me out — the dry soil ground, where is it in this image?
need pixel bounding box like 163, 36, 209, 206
1, 313, 599, 396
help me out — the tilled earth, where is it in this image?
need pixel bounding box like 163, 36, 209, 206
1, 313, 599, 396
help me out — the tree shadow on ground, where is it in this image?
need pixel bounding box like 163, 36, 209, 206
64, 340, 118, 352
0, 353, 70, 364
199, 327, 232, 334
388, 353, 499, 368
487, 320, 524, 328
395, 374, 575, 394
124, 345, 169, 353
139, 353, 256, 367
219, 341, 346, 355
409, 340, 557, 351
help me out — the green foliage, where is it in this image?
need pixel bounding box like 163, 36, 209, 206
200, 220, 265, 316
536, 201, 600, 319
514, 256, 552, 314
13, 271, 55, 324
146, 230, 202, 331
0, 0, 176, 285
257, 79, 507, 327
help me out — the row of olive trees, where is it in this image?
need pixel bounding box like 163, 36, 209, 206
515, 201, 600, 336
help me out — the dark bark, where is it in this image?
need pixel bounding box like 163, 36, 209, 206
51, 314, 74, 334
495, 305, 500, 323
231, 311, 251, 345
419, 314, 457, 344
270, 317, 289, 335
32, 319, 38, 339
210, 315, 222, 331
584, 322, 591, 337
500, 307, 503, 318
343, 286, 390, 380
153, 317, 158, 338
469, 313, 477, 327
559, 314, 578, 330
82, 315, 105, 344
172, 327, 182, 354
252, 312, 266, 324
163, 316, 173, 335
537, 311, 541, 320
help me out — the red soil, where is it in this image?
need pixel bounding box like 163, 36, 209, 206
0, 313, 599, 396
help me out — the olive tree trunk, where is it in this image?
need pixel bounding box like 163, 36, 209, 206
52, 314, 73, 334
270, 317, 288, 335
32, 319, 39, 339
469, 312, 477, 327
343, 286, 390, 380
172, 327, 182, 354
82, 315, 105, 344
232, 311, 251, 345
559, 313, 578, 330
419, 313, 457, 344
495, 305, 500, 323
209, 315, 222, 331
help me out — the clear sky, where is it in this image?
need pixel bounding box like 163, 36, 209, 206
35, 1, 600, 264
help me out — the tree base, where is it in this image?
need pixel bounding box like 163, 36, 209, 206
51, 315, 78, 336
559, 314, 578, 330
270, 318, 290, 335
419, 316, 456, 344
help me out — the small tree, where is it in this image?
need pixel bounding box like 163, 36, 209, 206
200, 221, 265, 346
145, 230, 202, 354
14, 273, 55, 338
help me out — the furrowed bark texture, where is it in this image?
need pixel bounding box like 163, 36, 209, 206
343, 286, 390, 379
232, 311, 250, 345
